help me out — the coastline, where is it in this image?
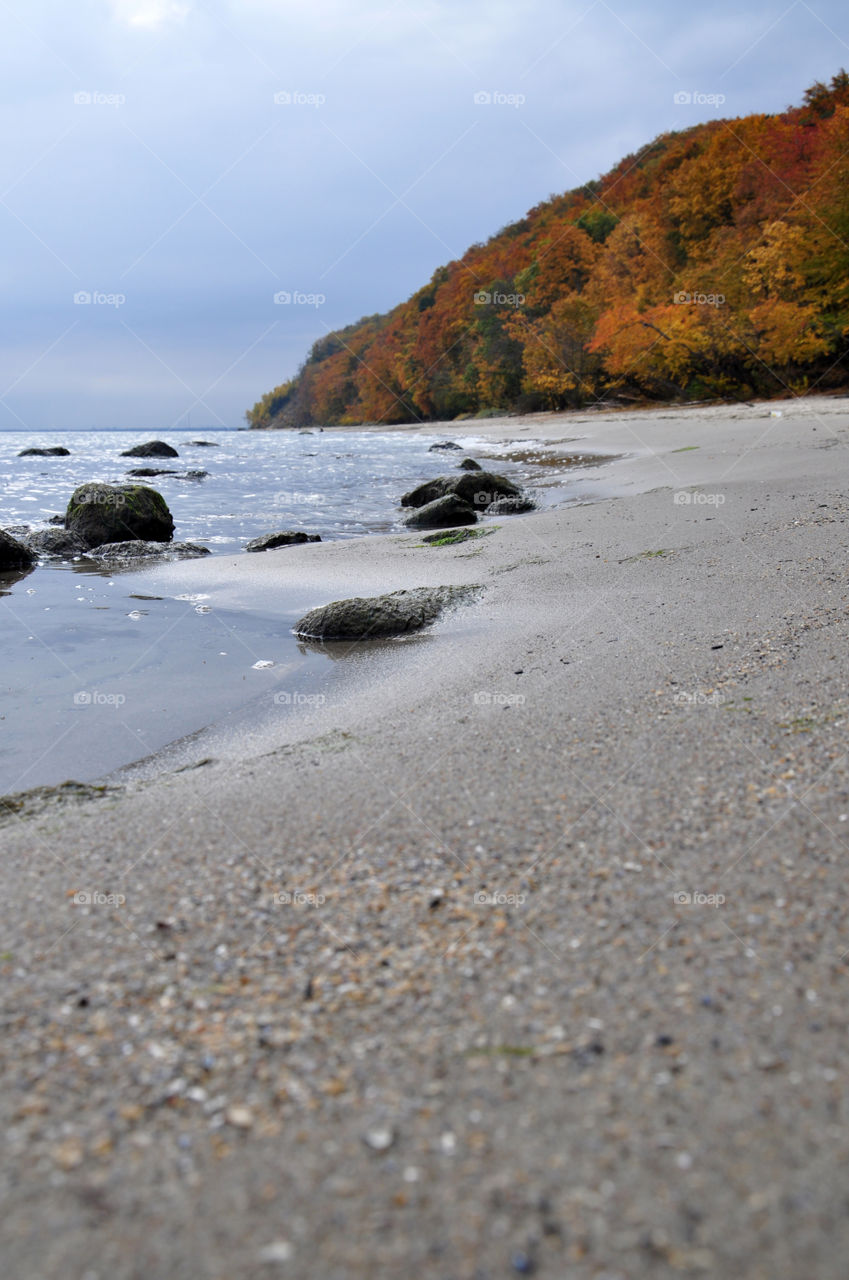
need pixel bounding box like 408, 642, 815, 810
4, 394, 849, 1277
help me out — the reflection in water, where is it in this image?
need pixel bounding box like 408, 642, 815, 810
296, 633, 436, 661
0, 565, 35, 596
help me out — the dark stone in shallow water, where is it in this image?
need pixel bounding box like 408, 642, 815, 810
428, 441, 462, 451
17, 446, 70, 457
401, 471, 521, 510
66, 483, 175, 549
86, 540, 210, 565
294, 584, 480, 641
246, 530, 322, 552
190, 440, 219, 446
458, 457, 481, 470
402, 495, 477, 530
126, 467, 208, 479
120, 440, 179, 458
486, 495, 537, 515
22, 528, 88, 558
0, 529, 36, 569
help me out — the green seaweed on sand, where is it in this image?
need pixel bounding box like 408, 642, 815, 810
621, 548, 672, 563
672, 445, 700, 452
420, 527, 496, 548
0, 780, 121, 827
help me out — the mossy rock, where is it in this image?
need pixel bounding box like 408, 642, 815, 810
66, 483, 175, 549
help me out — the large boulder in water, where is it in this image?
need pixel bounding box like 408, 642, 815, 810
17, 446, 70, 457
65, 483, 175, 549
246, 530, 322, 552
120, 440, 179, 458
402, 495, 477, 530
294, 585, 480, 641
401, 471, 521, 510
0, 529, 36, 569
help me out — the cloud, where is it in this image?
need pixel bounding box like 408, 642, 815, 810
110, 0, 191, 30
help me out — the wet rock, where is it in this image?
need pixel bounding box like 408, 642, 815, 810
190, 440, 219, 446
486, 495, 537, 515
0, 529, 36, 569
402, 495, 477, 530
17, 446, 70, 457
66, 483, 175, 548
126, 468, 208, 480
120, 440, 179, 458
428, 441, 462, 451
87, 540, 210, 565
246, 531, 322, 552
459, 457, 482, 470
401, 471, 520, 510
295, 584, 480, 641
22, 528, 88, 558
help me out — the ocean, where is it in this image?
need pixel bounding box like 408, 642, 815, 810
0, 426, 610, 794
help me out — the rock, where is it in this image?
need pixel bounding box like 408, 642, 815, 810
295, 584, 480, 642
401, 471, 521, 510
86, 540, 210, 565
126, 468, 208, 479
0, 529, 36, 569
246, 531, 322, 552
402, 495, 477, 530
17, 446, 70, 457
190, 440, 219, 446
257, 1242, 294, 1265
428, 441, 462, 451
21, 529, 88, 558
458, 457, 482, 470
363, 1127, 395, 1152
66, 483, 175, 548
225, 1105, 254, 1129
486, 495, 537, 515
120, 440, 179, 458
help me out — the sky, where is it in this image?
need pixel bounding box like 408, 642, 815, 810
1, 0, 848, 431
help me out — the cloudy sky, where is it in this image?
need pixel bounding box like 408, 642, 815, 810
1, 0, 847, 431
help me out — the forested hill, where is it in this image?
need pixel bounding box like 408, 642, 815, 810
248, 74, 849, 429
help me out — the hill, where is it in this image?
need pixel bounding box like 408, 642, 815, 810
247, 73, 849, 428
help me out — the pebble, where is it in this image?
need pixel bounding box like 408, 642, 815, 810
225, 1105, 254, 1129
363, 1127, 394, 1151
257, 1241, 294, 1264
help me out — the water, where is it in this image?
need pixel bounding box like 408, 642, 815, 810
0, 427, 615, 793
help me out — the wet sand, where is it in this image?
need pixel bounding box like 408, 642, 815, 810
3, 394, 849, 1278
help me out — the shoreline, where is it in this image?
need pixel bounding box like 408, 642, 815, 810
4, 394, 849, 1277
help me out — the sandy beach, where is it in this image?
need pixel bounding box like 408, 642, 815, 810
3, 394, 849, 1279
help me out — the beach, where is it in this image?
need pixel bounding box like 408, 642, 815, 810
3, 394, 849, 1278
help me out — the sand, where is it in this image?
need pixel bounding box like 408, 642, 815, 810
2, 394, 849, 1279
